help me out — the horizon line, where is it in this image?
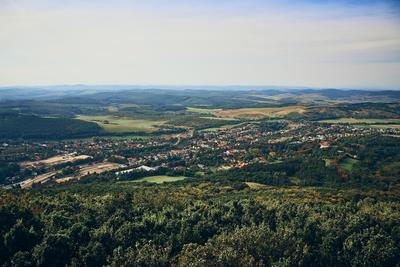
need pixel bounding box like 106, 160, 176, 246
0, 84, 399, 91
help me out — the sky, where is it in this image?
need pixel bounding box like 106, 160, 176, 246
0, 0, 399, 89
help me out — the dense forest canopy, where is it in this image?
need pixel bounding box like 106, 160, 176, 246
1, 184, 399, 267
0, 114, 102, 139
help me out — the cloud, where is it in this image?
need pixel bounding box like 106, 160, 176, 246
0, 0, 399, 88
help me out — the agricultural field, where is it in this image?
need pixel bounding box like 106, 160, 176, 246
199, 116, 239, 121
250, 93, 334, 104
187, 107, 222, 114
131, 175, 187, 184
214, 106, 306, 119
76, 115, 167, 133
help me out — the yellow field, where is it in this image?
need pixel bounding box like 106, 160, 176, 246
187, 107, 222, 114
77, 115, 166, 133
214, 106, 306, 119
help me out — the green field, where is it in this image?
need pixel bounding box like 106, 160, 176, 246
77, 115, 167, 133
319, 118, 400, 124
132, 176, 188, 184
340, 158, 359, 172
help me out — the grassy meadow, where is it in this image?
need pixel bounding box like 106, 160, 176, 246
77, 115, 167, 133
340, 158, 359, 172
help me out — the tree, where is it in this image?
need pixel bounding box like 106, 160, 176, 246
33, 234, 72, 267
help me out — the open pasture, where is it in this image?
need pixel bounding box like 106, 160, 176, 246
77, 115, 167, 133
340, 158, 359, 172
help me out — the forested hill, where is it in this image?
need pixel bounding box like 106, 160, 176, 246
0, 184, 399, 266
0, 113, 102, 139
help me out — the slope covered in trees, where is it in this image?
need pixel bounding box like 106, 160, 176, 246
0, 184, 399, 266
0, 113, 102, 139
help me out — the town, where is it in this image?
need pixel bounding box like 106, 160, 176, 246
2, 120, 399, 188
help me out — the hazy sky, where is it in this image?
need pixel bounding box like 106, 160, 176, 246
0, 0, 399, 88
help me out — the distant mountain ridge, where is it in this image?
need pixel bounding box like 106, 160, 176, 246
0, 86, 399, 102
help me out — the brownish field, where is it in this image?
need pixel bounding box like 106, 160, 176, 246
214, 106, 306, 119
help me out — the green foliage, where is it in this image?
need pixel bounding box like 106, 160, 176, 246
0, 114, 102, 140
0, 185, 399, 266
0, 161, 20, 184
305, 103, 400, 120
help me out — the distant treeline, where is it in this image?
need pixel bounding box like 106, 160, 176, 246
304, 103, 400, 120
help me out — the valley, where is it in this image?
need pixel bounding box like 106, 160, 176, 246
0, 87, 399, 266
